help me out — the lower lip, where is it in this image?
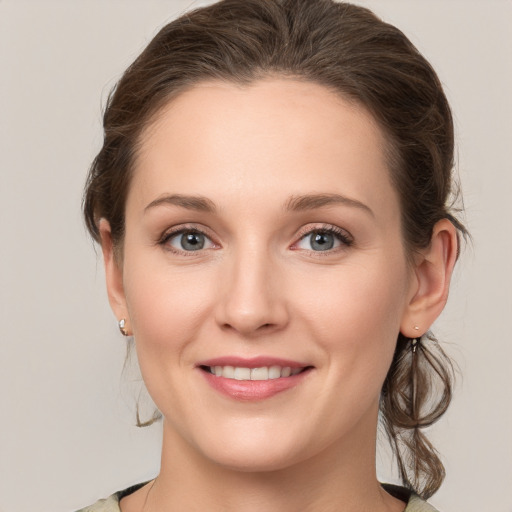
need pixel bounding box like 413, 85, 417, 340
200, 368, 311, 401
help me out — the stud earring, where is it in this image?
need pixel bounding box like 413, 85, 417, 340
414, 325, 420, 331
118, 318, 130, 336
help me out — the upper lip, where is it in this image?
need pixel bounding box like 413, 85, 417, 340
197, 356, 311, 369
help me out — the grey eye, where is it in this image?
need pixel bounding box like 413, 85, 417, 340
295, 228, 348, 252
309, 232, 335, 251
181, 232, 205, 250
167, 230, 213, 251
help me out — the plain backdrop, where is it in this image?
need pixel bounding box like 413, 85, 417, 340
1, 1, 511, 511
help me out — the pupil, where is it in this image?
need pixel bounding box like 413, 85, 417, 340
311, 232, 334, 251
181, 232, 205, 251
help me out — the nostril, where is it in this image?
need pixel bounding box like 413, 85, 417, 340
258, 323, 277, 332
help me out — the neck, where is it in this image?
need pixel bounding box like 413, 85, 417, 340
142, 412, 404, 512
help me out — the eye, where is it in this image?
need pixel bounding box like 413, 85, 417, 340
294, 226, 352, 252
163, 229, 215, 252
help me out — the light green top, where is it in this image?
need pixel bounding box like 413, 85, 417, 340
76, 482, 440, 512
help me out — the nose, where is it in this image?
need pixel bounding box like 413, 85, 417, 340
214, 246, 289, 337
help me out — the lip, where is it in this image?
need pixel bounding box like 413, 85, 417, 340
196, 356, 313, 401
197, 356, 308, 369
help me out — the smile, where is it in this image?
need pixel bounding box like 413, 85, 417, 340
202, 365, 305, 380
197, 357, 313, 400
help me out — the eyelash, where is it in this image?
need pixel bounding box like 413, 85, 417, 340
158, 223, 353, 256
158, 225, 217, 256
292, 224, 354, 255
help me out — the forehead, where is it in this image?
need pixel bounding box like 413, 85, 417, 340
129, 79, 397, 220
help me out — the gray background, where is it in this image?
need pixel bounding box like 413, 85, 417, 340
1, 1, 511, 511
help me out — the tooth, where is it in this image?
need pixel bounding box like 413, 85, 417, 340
281, 367, 291, 377
209, 365, 303, 380
251, 367, 269, 380
234, 367, 251, 380
268, 366, 281, 379
222, 366, 235, 379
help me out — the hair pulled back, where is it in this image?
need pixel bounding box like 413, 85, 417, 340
84, 0, 465, 499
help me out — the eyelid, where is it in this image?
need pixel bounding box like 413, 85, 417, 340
291, 223, 354, 252
158, 224, 219, 254
157, 222, 353, 255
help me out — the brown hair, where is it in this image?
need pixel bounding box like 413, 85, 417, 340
83, 0, 466, 499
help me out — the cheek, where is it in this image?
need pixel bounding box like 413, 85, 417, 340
123, 259, 216, 358
300, 260, 409, 339
121, 260, 221, 418
295, 255, 411, 394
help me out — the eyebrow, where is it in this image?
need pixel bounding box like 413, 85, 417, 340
284, 193, 374, 217
144, 192, 373, 217
144, 194, 217, 213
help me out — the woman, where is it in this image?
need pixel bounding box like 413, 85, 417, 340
79, 0, 465, 510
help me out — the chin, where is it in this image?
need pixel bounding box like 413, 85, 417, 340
193, 425, 314, 473
206, 446, 304, 473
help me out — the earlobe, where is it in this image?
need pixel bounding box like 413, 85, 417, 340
98, 219, 129, 323
400, 219, 458, 338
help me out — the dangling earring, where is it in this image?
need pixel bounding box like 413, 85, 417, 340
118, 318, 130, 336
409, 334, 422, 424
412, 326, 420, 352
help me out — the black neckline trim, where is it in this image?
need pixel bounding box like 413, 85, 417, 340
115, 481, 412, 506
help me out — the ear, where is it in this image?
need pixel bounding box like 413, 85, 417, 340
99, 219, 130, 331
400, 219, 458, 338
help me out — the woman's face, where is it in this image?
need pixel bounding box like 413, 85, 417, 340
107, 79, 418, 471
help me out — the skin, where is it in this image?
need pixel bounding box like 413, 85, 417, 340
100, 79, 458, 512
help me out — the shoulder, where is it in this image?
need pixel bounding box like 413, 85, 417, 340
406, 494, 440, 512
75, 494, 120, 512
382, 484, 440, 512
75, 482, 149, 512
